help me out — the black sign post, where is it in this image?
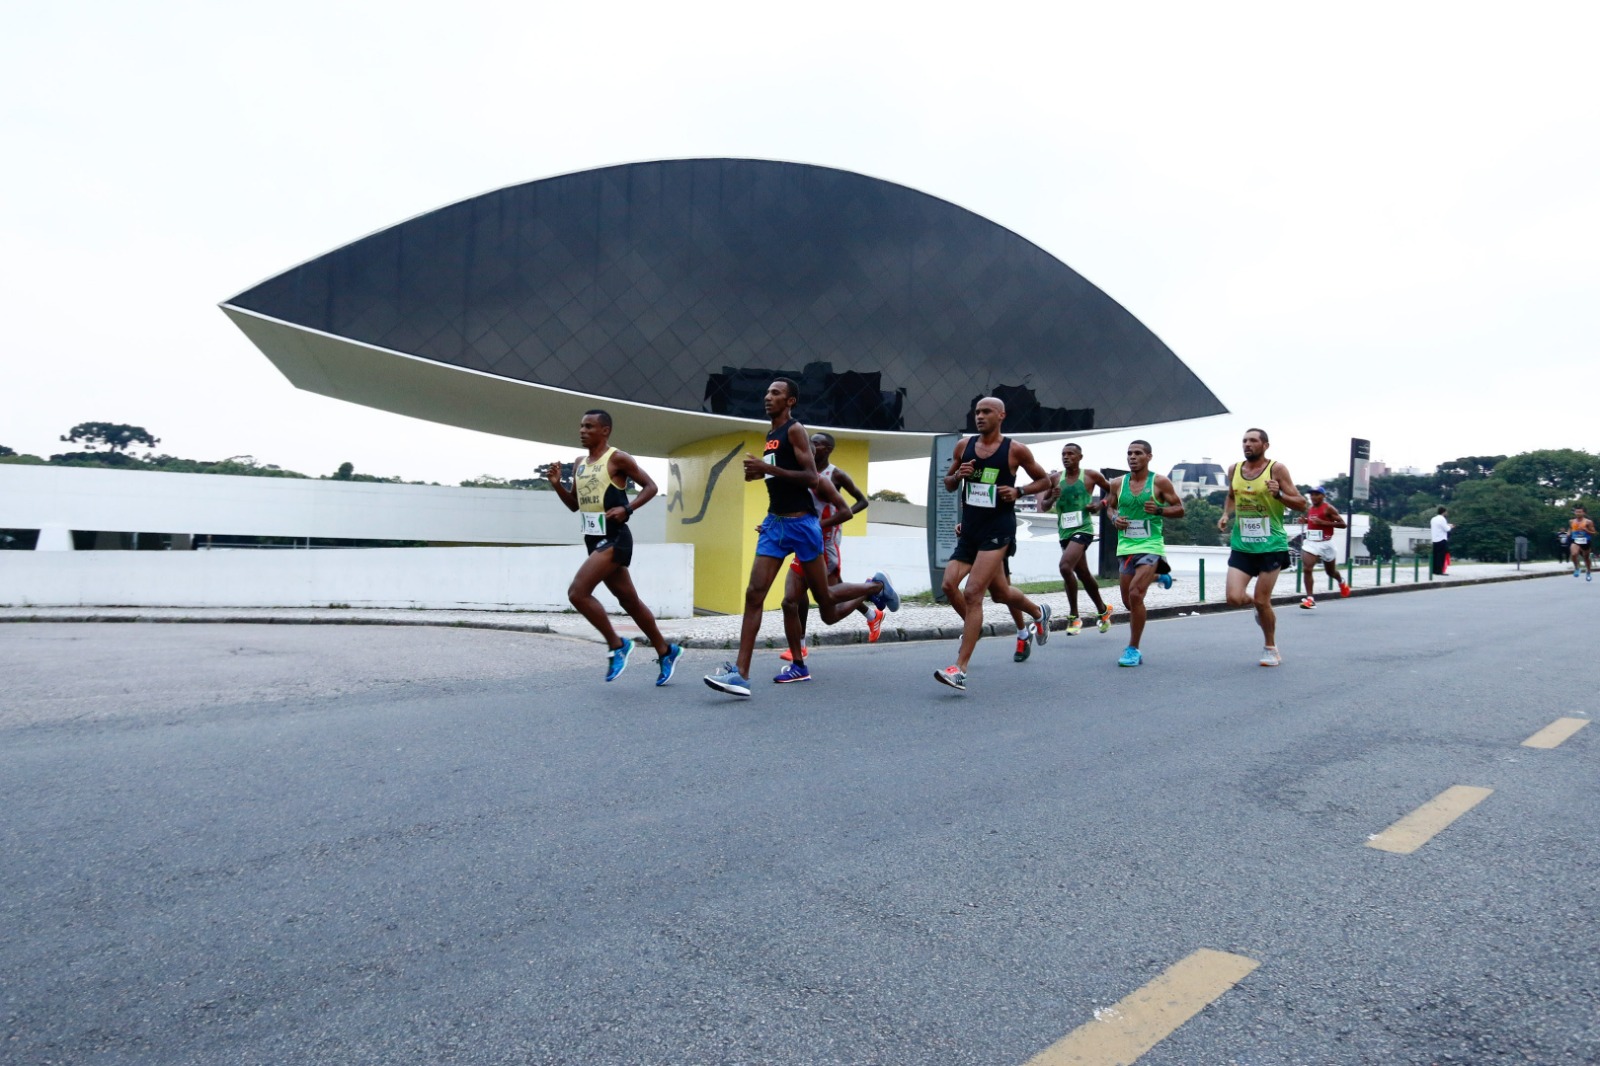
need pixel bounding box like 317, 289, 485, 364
1347, 438, 1371, 570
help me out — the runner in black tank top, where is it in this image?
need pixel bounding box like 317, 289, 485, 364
704, 378, 899, 697
934, 396, 1056, 692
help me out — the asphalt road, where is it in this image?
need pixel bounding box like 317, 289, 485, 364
1, 579, 1595, 1065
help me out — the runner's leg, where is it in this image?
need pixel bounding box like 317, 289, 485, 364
569, 548, 626, 650
602, 566, 671, 657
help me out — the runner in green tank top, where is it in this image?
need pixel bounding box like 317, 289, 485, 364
1103, 439, 1184, 667
1217, 427, 1307, 668
1047, 443, 1115, 636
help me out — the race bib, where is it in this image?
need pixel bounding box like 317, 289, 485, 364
1057, 509, 1084, 533
762, 450, 775, 480
1574, 532, 1591, 545
1306, 528, 1326, 542
965, 481, 997, 508
1123, 519, 1148, 538
581, 510, 606, 536
1239, 516, 1269, 542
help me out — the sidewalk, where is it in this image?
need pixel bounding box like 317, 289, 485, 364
0, 560, 1569, 650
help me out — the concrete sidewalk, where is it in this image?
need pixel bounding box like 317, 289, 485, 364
0, 560, 1571, 650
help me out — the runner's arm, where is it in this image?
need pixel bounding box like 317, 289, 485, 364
611, 450, 657, 522
1008, 443, 1053, 500
547, 460, 579, 512
833, 468, 870, 516
1217, 464, 1237, 531
1086, 469, 1114, 511
1150, 476, 1185, 518
942, 439, 974, 492
1267, 463, 1307, 511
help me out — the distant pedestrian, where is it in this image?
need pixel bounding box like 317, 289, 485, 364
1430, 506, 1453, 576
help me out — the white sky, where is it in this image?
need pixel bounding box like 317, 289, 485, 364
3, 1, 1597, 503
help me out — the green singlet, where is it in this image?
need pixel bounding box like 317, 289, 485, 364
1054, 473, 1094, 539
1116, 475, 1165, 557
1229, 460, 1289, 553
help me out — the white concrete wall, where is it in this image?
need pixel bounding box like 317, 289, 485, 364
0, 544, 694, 616
0, 464, 666, 546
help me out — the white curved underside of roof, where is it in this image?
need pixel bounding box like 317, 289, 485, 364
222, 306, 1140, 461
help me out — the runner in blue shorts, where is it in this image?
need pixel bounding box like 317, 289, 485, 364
704, 379, 898, 696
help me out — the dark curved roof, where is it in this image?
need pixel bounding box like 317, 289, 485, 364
225, 158, 1224, 443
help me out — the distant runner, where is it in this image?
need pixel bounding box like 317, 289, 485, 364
1298, 486, 1350, 609
548, 409, 683, 685
1048, 443, 1114, 636
1570, 505, 1595, 581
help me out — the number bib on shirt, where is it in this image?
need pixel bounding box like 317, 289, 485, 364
1123, 518, 1148, 538
1239, 516, 1269, 542
581, 511, 606, 536
965, 481, 998, 508
1574, 532, 1591, 545
1306, 528, 1326, 542
1057, 510, 1083, 534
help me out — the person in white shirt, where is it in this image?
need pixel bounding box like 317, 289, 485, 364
1429, 506, 1453, 576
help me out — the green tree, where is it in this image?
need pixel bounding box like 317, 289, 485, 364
1446, 479, 1555, 561
59, 422, 160, 453
869, 489, 910, 503
333, 462, 355, 480
1363, 515, 1395, 561
1164, 496, 1223, 546
1491, 449, 1600, 505
0, 444, 14, 457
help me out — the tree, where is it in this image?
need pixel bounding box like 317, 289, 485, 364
1363, 515, 1395, 561
1491, 449, 1600, 506
0, 444, 14, 457
333, 462, 355, 480
1446, 479, 1556, 561
1164, 496, 1223, 547
869, 489, 909, 503
59, 422, 160, 453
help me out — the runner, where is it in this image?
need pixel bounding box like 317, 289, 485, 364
779, 432, 886, 662
1217, 428, 1306, 666
704, 379, 898, 696
1569, 505, 1596, 580
1298, 486, 1350, 609
934, 396, 1054, 691
1048, 443, 1115, 636
547, 409, 683, 685
955, 523, 1035, 662
1102, 440, 1184, 667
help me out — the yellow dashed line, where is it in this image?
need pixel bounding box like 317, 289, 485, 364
1022, 948, 1259, 1066
1521, 717, 1590, 749
1366, 785, 1493, 854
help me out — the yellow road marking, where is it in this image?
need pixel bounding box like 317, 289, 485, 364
1023, 948, 1259, 1066
1522, 717, 1590, 749
1366, 785, 1493, 854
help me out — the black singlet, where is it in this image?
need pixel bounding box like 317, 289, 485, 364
763, 418, 816, 515
958, 436, 1017, 537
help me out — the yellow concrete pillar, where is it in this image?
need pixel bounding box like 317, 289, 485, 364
665, 431, 871, 614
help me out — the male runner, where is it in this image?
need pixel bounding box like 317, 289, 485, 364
1217, 428, 1306, 666
779, 432, 886, 662
934, 397, 1054, 691
547, 409, 683, 685
1569, 505, 1596, 580
1048, 442, 1115, 636
1103, 440, 1184, 667
704, 380, 898, 696
1298, 486, 1350, 609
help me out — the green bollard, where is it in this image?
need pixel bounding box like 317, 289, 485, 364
1199, 558, 1206, 602
1295, 565, 1302, 595
1346, 556, 1354, 590
1414, 555, 1421, 582
1376, 559, 1382, 587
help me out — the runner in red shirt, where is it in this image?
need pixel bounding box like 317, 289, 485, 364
1299, 487, 1350, 609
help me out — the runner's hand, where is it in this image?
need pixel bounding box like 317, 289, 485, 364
1143, 498, 1161, 515
605, 506, 629, 523
545, 462, 561, 485
742, 453, 766, 481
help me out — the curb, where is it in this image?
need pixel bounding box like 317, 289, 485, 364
0, 612, 554, 635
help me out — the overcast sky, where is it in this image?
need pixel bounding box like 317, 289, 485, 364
4, 2, 1596, 502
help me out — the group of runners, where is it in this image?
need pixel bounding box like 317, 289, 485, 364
547, 381, 1366, 696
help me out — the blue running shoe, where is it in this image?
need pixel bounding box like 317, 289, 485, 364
1118, 646, 1143, 667
1157, 573, 1173, 590
703, 662, 751, 697
605, 640, 633, 682
774, 663, 811, 684
655, 643, 683, 686
1035, 603, 1052, 645
872, 571, 901, 612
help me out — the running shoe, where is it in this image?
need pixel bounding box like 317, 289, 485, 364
1034, 603, 1052, 645
934, 665, 968, 690
1260, 646, 1282, 667
865, 607, 885, 643
1014, 632, 1032, 663
1156, 573, 1173, 590
703, 662, 751, 697
1588, 573, 1593, 583
1117, 646, 1143, 667
779, 643, 808, 663
1300, 596, 1316, 610
655, 643, 683, 686
1339, 582, 1351, 598
605, 640, 633, 682
774, 663, 811, 684
1577, 567, 1583, 578
1067, 614, 1083, 636
1097, 606, 1113, 633
872, 571, 901, 612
